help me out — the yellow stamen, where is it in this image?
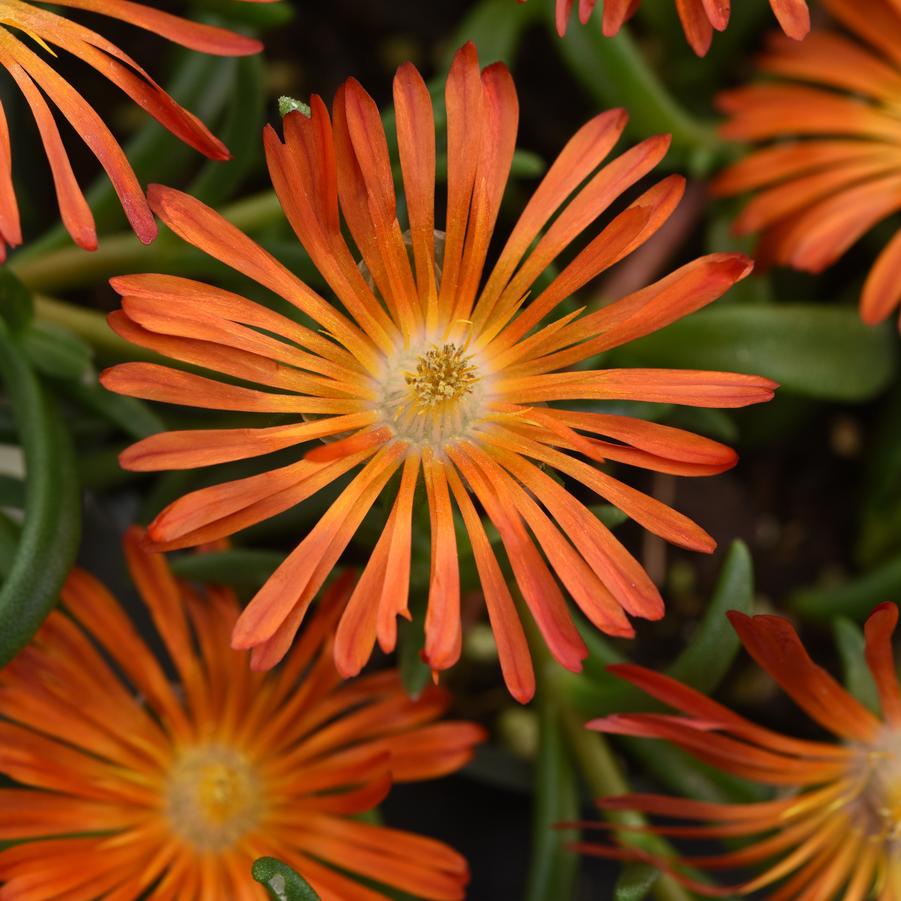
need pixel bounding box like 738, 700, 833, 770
165, 746, 262, 852
406, 343, 477, 411
0, 19, 57, 57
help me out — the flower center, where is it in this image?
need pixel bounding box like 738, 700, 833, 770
379, 341, 487, 447
165, 746, 262, 852
406, 343, 477, 409
850, 735, 901, 841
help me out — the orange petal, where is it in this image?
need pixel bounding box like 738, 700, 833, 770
771, 0, 810, 40
449, 441, 588, 672
862, 227, 901, 325
393, 62, 438, 322
101, 362, 360, 416
359, 468, 414, 658
863, 603, 901, 726
146, 184, 379, 371
497, 368, 777, 408
0, 98, 21, 250
232, 444, 405, 653
50, 0, 264, 56
5, 37, 155, 243
728, 611, 882, 742
484, 433, 663, 619
121, 412, 377, 471
439, 42, 483, 321
445, 465, 535, 703
421, 451, 463, 672
450, 61, 519, 326
676, 0, 715, 55
5, 61, 93, 249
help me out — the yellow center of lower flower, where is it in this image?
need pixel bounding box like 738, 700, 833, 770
379, 341, 487, 447
165, 746, 262, 851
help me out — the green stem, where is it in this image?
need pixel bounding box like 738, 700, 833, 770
523, 596, 694, 901
555, 694, 694, 901
11, 190, 283, 294
526, 661, 580, 901
549, 11, 721, 171
33, 296, 157, 363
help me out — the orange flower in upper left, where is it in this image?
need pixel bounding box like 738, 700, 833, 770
0, 0, 276, 256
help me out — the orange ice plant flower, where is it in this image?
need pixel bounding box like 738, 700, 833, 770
518, 0, 810, 56
0, 529, 482, 901
715, 0, 901, 329
578, 603, 901, 897
101, 43, 776, 703
0, 0, 277, 255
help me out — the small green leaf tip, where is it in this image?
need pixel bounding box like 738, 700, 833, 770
614, 863, 660, 901
278, 96, 311, 118
251, 857, 321, 901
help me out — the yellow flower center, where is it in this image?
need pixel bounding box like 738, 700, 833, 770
851, 736, 901, 841
406, 343, 477, 410
379, 341, 487, 447
165, 746, 262, 852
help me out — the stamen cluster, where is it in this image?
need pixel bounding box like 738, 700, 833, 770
405, 343, 477, 410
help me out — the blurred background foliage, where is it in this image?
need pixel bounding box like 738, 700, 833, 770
0, 0, 899, 898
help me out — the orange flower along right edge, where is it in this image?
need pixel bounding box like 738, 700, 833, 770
518, 0, 810, 56
576, 603, 901, 897
101, 43, 777, 704
714, 0, 901, 329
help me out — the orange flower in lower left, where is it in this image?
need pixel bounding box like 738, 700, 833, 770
0, 0, 277, 255
0, 528, 482, 901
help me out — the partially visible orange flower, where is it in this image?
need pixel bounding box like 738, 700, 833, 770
578, 603, 901, 897
715, 0, 901, 329
0, 0, 276, 255
0, 528, 481, 901
101, 43, 776, 703
518, 0, 810, 55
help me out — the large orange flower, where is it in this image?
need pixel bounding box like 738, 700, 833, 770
0, 529, 481, 901
101, 43, 776, 703
0, 0, 276, 255
715, 0, 901, 329
579, 603, 901, 897
520, 0, 810, 55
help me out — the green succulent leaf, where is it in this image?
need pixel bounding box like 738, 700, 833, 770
668, 540, 754, 692
0, 322, 81, 667
190, 0, 294, 27
21, 321, 93, 380
279, 95, 312, 119
525, 681, 580, 901
615, 863, 660, 901
791, 553, 901, 622
192, 55, 268, 206
833, 618, 880, 713
251, 858, 321, 901
446, 0, 542, 67
0, 267, 33, 332
170, 549, 283, 588
567, 541, 754, 715
62, 380, 165, 442
397, 593, 432, 700
609, 305, 896, 402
